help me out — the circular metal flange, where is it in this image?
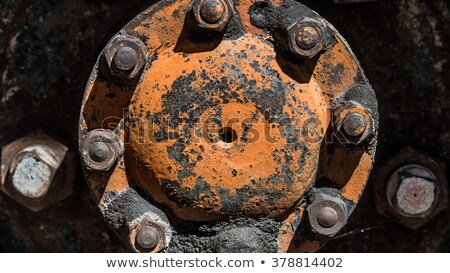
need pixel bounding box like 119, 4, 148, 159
79, 0, 378, 253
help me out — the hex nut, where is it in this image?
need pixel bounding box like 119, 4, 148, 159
0, 130, 76, 212
373, 147, 448, 229
105, 35, 148, 80
192, 0, 233, 31
287, 18, 327, 59
307, 193, 348, 237
333, 102, 374, 146
387, 165, 438, 217
80, 129, 123, 172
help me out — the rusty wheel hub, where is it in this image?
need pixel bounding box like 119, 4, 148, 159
127, 34, 325, 221
79, 0, 378, 252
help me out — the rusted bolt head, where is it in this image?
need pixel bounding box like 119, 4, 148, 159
131, 222, 166, 253
200, 0, 225, 24
334, 103, 374, 146
80, 129, 123, 172
1, 130, 76, 212
387, 165, 439, 218
193, 0, 233, 31
11, 155, 52, 199
342, 112, 367, 137
136, 225, 160, 251
113, 46, 139, 72
288, 19, 327, 59
296, 26, 320, 50
88, 142, 111, 163
316, 206, 339, 229
307, 194, 347, 237
105, 35, 147, 80
396, 176, 436, 216
373, 148, 448, 229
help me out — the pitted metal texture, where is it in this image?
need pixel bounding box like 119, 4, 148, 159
79, 0, 378, 253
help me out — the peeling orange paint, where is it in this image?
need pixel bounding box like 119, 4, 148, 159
79, 0, 376, 253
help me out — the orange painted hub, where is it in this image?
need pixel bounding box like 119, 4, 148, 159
79, 0, 378, 252
126, 35, 326, 220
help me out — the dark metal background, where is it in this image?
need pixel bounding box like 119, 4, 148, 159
0, 0, 449, 252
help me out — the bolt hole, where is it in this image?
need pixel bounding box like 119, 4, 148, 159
219, 127, 237, 143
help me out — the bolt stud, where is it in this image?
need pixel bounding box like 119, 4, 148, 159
316, 207, 339, 229
193, 0, 232, 31
296, 26, 320, 50
136, 225, 160, 251
387, 165, 438, 217
307, 193, 347, 237
113, 46, 138, 72
105, 36, 147, 80
200, 0, 226, 24
288, 19, 327, 58
342, 112, 367, 137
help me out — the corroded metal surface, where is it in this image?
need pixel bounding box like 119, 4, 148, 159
79, 0, 378, 252
1, 130, 76, 212
80, 129, 124, 172
373, 148, 448, 229
0, 0, 154, 253
0, 0, 448, 253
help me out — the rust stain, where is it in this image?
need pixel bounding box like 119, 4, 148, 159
314, 41, 360, 102
235, 0, 268, 38
341, 152, 372, 203
78, 0, 376, 252
126, 34, 327, 220
83, 82, 132, 130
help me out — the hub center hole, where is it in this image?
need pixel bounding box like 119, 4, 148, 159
219, 127, 237, 143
